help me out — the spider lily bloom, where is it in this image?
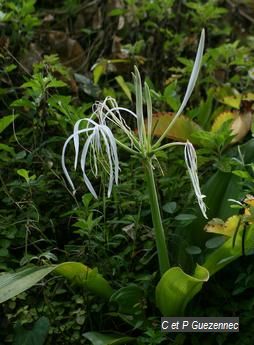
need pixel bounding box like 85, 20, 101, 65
62, 117, 119, 198
62, 29, 207, 217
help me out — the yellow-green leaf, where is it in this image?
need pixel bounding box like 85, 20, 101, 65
0, 115, 18, 134
84, 332, 135, 345
0, 262, 113, 304
146, 112, 201, 143
92, 61, 107, 85
156, 264, 209, 316
222, 95, 241, 109
205, 215, 241, 237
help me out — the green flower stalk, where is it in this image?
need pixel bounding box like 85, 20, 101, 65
62, 29, 206, 276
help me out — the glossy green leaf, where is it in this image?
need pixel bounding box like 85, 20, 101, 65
54, 262, 113, 299
13, 317, 49, 345
0, 115, 18, 134
0, 262, 113, 304
205, 236, 227, 249
17, 169, 30, 183
47, 79, 66, 88
83, 332, 135, 345
156, 264, 209, 316
110, 284, 143, 314
203, 224, 254, 276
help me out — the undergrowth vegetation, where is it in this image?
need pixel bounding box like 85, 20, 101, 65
1, 1, 254, 344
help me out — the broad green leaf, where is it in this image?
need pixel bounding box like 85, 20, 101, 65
203, 224, 254, 276
0, 262, 113, 304
11, 99, 34, 108
232, 170, 252, 179
0, 115, 18, 134
83, 332, 135, 345
115, 75, 132, 101
205, 236, 227, 249
47, 79, 66, 88
13, 316, 49, 345
110, 284, 144, 327
156, 265, 209, 316
54, 262, 113, 299
0, 266, 56, 304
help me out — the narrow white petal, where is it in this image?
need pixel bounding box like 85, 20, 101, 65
102, 125, 120, 185
62, 135, 76, 192
99, 128, 114, 197
80, 132, 98, 198
184, 141, 207, 219
73, 119, 86, 170
62, 127, 94, 192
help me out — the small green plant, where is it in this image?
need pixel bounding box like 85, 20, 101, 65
0, 0, 40, 46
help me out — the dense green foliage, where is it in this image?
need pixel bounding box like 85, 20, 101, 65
1, 0, 254, 344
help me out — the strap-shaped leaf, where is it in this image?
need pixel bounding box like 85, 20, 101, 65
0, 262, 113, 304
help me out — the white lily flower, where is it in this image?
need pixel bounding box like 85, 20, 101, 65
184, 141, 207, 219
62, 115, 119, 198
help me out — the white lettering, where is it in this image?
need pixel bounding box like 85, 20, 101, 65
162, 321, 168, 330
182, 321, 189, 329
